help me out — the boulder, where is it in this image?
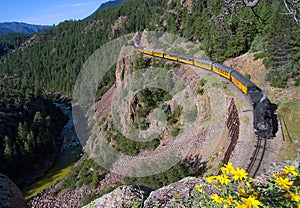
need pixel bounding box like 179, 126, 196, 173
82, 185, 149, 208
0, 173, 27, 208
143, 177, 206, 208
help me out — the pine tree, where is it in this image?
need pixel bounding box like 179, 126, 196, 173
4, 135, 12, 161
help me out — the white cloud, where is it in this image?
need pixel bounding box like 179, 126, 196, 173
58, 2, 91, 8
21, 15, 63, 25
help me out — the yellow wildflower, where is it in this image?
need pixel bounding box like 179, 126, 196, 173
211, 194, 223, 204
216, 174, 231, 185
238, 189, 248, 197
221, 162, 235, 174
206, 176, 217, 183
233, 168, 248, 181
284, 165, 299, 176
291, 193, 300, 203
235, 201, 247, 208
242, 195, 262, 207
273, 173, 288, 179
275, 177, 293, 190
195, 184, 202, 192
88, 201, 95, 208
225, 197, 234, 205
246, 181, 251, 189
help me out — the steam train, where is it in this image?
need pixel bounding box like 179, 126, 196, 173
134, 43, 274, 139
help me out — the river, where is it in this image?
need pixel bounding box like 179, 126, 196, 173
22, 103, 82, 200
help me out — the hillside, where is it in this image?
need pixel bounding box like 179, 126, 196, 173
0, 33, 32, 57
0, 0, 299, 97
85, 0, 128, 20
0, 22, 51, 35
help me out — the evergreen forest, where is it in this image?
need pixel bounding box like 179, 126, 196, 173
0, 0, 299, 188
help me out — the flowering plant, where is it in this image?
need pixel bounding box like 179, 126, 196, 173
193, 162, 299, 208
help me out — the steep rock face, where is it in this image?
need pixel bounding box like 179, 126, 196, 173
0, 173, 27, 208
115, 46, 135, 87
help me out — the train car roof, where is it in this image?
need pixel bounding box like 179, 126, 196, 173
164, 51, 179, 57
143, 47, 153, 52
231, 70, 256, 87
213, 62, 233, 73
194, 58, 213, 65
177, 54, 194, 61
152, 49, 164, 53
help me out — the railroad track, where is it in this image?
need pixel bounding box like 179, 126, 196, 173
246, 138, 267, 177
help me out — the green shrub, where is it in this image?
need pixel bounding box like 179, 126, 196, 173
109, 132, 160, 156
125, 162, 207, 190
91, 173, 100, 189
295, 77, 300, 86
253, 52, 266, 60
199, 78, 206, 87
266, 62, 297, 88
184, 105, 198, 122
197, 87, 204, 95
170, 126, 181, 137
250, 36, 267, 53
167, 106, 182, 125
244, 73, 251, 80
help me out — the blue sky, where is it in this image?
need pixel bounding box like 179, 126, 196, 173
0, 0, 109, 25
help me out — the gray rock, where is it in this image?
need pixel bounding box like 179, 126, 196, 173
144, 177, 207, 208
83, 158, 300, 208
82, 185, 147, 208
264, 157, 300, 175
0, 173, 27, 208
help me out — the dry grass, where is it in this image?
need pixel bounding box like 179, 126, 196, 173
277, 102, 300, 160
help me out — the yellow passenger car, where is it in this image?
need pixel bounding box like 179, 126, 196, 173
164, 52, 178, 61
141, 48, 153, 56
230, 71, 256, 94
152, 49, 164, 58
194, 58, 213, 70
212, 63, 232, 80
178, 55, 194, 65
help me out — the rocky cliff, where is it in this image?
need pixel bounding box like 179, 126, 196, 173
0, 173, 27, 208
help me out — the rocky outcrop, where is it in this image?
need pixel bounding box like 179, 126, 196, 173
144, 177, 206, 208
83, 158, 300, 208
82, 185, 149, 208
0, 173, 27, 208
80, 177, 208, 208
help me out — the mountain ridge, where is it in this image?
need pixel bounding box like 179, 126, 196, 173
84, 0, 128, 20
0, 22, 51, 35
